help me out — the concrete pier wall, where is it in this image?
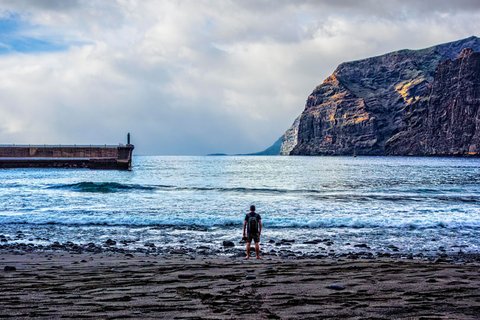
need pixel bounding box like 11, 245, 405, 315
0, 145, 134, 170
0, 146, 118, 158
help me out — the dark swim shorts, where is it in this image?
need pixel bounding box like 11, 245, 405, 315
247, 234, 260, 243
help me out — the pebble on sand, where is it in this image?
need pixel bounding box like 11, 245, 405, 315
223, 241, 235, 248
144, 242, 156, 248
326, 283, 346, 290
104, 239, 116, 246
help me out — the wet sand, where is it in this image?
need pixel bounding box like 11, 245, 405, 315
1, 252, 479, 319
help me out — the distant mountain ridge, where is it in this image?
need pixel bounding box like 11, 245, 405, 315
258, 36, 480, 156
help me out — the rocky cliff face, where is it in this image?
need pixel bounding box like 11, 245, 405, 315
386, 48, 480, 155
252, 115, 299, 155
279, 115, 300, 155
274, 36, 480, 156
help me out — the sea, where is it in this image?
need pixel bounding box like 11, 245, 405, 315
1, 156, 479, 257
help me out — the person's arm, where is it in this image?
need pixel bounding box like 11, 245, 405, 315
258, 220, 262, 237
243, 220, 247, 237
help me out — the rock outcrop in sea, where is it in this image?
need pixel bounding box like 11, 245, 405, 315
261, 36, 480, 156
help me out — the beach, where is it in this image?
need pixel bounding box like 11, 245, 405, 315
1, 250, 480, 319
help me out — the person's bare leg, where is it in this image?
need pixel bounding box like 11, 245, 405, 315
245, 242, 251, 259
255, 242, 261, 259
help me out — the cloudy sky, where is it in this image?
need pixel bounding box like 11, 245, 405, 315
0, 0, 479, 155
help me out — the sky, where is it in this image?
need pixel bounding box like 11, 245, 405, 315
0, 0, 479, 155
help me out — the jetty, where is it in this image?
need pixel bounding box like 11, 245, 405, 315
0, 134, 134, 170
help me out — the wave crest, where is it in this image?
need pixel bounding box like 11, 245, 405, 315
48, 182, 156, 193
1, 214, 479, 231
46, 182, 480, 204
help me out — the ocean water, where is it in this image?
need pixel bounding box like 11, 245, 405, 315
1, 156, 479, 256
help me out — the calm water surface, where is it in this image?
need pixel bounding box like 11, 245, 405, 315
0, 156, 479, 256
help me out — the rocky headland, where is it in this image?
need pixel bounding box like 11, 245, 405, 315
260, 36, 480, 156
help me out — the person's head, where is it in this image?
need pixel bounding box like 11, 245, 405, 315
250, 205, 255, 212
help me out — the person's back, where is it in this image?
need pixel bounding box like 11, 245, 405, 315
242, 205, 262, 259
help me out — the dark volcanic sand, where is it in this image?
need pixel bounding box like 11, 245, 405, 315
1, 252, 479, 319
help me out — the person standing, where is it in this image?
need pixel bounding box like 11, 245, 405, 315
243, 205, 262, 259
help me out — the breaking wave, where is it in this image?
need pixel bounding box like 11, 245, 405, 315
48, 182, 157, 193
1, 213, 479, 231
46, 182, 480, 203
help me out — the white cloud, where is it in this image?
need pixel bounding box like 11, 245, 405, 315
0, 0, 479, 154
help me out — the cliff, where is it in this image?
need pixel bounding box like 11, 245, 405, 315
254, 115, 300, 155
248, 136, 284, 155
386, 48, 480, 155
273, 36, 480, 156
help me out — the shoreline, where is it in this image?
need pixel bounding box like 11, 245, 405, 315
1, 251, 479, 319
1, 238, 480, 263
